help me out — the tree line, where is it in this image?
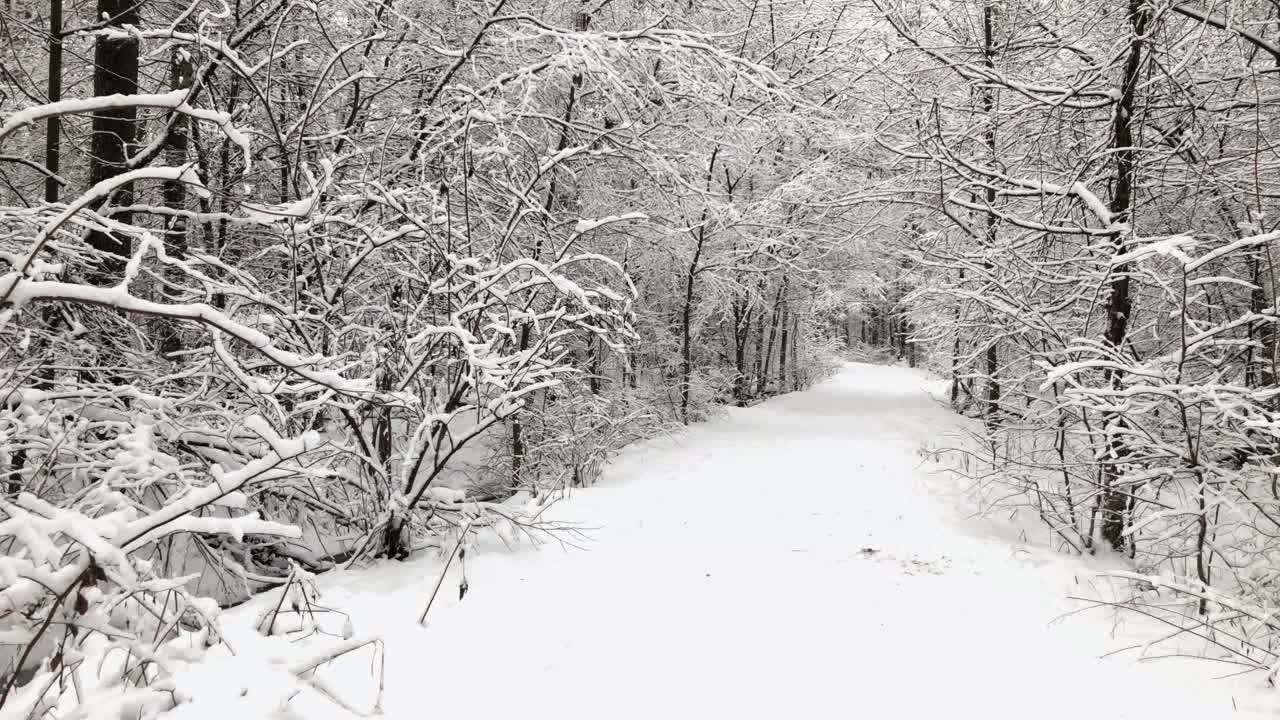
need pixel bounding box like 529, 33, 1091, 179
0, 0, 867, 713
869, 0, 1280, 674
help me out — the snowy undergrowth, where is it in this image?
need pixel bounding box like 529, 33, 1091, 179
920, 381, 1280, 713
927, 387, 1280, 689
95, 363, 1280, 719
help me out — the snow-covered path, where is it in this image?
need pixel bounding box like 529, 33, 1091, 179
291, 364, 1270, 719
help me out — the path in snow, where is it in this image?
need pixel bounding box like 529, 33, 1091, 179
299, 364, 1273, 719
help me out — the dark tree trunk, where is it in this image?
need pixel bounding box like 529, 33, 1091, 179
587, 335, 601, 395
680, 145, 721, 423
732, 289, 753, 405
778, 300, 790, 393
158, 36, 194, 357
45, 0, 63, 205
10, 0, 68, 497
85, 0, 141, 286
1249, 249, 1276, 390
980, 0, 1001, 427
789, 310, 799, 389
757, 284, 783, 396
679, 234, 703, 423
752, 300, 766, 393
904, 317, 917, 368
950, 267, 966, 407
1099, 0, 1152, 552
162, 48, 193, 259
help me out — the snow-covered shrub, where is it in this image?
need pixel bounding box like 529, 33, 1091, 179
863, 0, 1280, 674
483, 380, 676, 497
0, 6, 644, 705
793, 334, 846, 390
0, 414, 322, 715
0, 0, 861, 710
1041, 234, 1280, 660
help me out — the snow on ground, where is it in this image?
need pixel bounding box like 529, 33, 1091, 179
201, 363, 1278, 719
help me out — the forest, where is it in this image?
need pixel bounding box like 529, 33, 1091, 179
5, 0, 1280, 716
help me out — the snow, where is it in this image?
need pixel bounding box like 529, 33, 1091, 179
0, 91, 250, 170
0, 92, 188, 140
163, 363, 1279, 719
1, 278, 375, 397
572, 212, 649, 235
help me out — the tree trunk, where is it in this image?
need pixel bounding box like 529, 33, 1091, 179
789, 310, 799, 389
950, 265, 966, 408
778, 299, 791, 393
1249, 247, 1277, 390
980, 0, 1001, 427
85, 0, 141, 286
9, 0, 67, 497
679, 235, 704, 424
757, 284, 783, 396
1099, 0, 1152, 552
732, 291, 752, 405
587, 335, 601, 395
158, 38, 194, 357
44, 0, 62, 205
162, 48, 193, 258
752, 297, 768, 394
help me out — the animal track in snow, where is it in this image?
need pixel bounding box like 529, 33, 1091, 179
853, 547, 951, 576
